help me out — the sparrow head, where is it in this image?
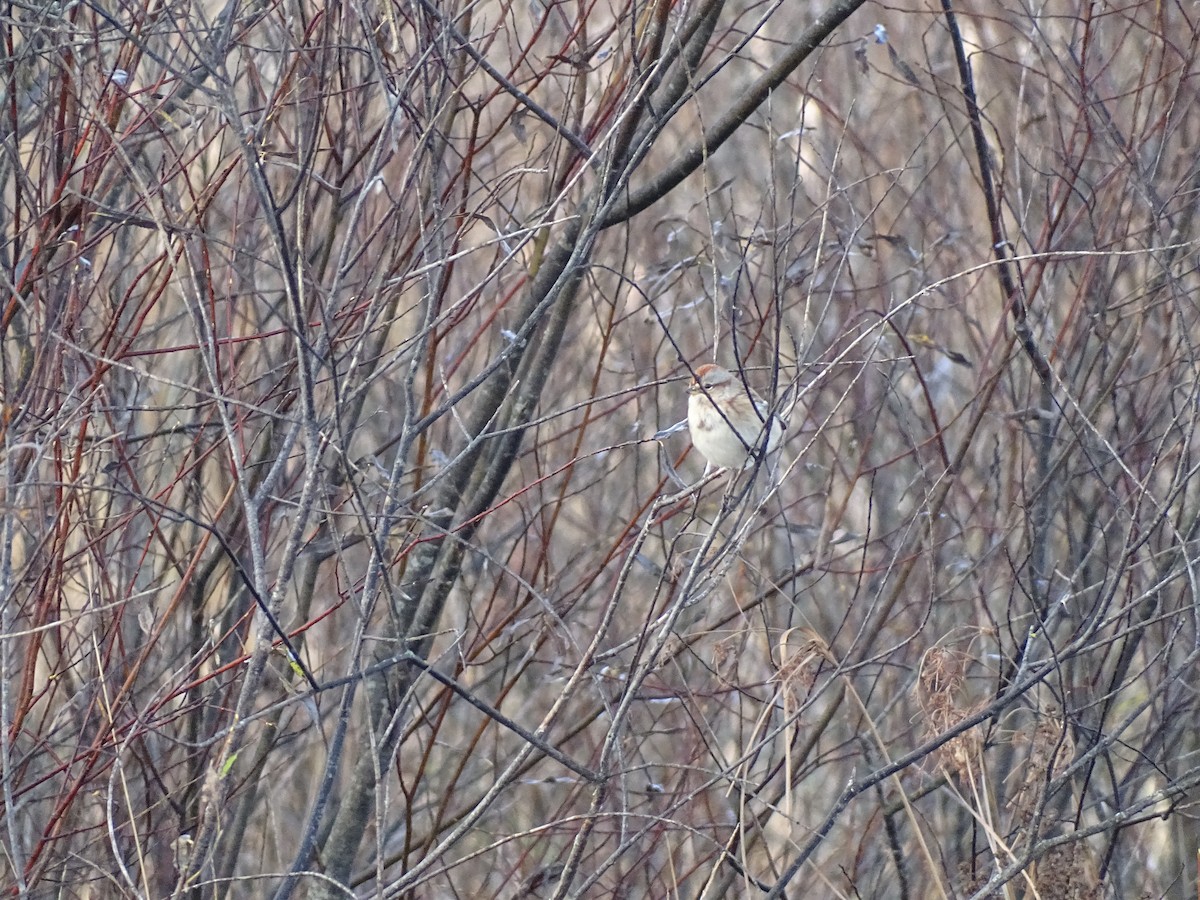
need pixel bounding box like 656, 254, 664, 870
688, 363, 734, 395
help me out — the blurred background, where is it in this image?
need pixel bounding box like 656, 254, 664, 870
2, 0, 1198, 896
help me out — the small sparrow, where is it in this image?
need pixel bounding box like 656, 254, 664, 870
687, 363, 786, 470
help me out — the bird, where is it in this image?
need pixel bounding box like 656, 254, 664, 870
687, 363, 786, 470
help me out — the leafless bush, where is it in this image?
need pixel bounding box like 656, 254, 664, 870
2, 0, 1199, 897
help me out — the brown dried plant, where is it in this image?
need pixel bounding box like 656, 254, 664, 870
918, 645, 982, 782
